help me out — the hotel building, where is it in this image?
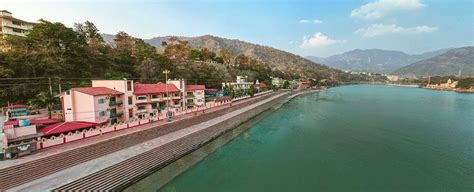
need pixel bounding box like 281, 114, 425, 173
61, 79, 206, 124
0, 10, 35, 38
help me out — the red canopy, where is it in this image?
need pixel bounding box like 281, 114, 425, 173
3, 105, 29, 109
3, 119, 59, 126
39, 121, 100, 136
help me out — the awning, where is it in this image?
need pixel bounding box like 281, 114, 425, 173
39, 121, 100, 136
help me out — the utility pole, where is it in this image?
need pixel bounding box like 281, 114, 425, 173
48, 78, 53, 95
58, 78, 62, 93
163, 70, 171, 121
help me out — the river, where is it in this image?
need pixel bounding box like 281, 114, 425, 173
151, 85, 473, 191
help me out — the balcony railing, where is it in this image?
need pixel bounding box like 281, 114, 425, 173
109, 101, 123, 107
109, 112, 124, 119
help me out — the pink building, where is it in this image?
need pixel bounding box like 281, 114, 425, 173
61, 79, 207, 124
61, 87, 124, 124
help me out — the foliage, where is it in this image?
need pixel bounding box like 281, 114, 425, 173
28, 91, 58, 119
248, 85, 256, 97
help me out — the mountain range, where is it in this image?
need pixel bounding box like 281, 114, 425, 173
306, 49, 450, 74
103, 34, 342, 79
391, 47, 474, 77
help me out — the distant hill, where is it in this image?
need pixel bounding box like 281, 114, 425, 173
391, 47, 474, 77
307, 48, 449, 74
103, 34, 343, 79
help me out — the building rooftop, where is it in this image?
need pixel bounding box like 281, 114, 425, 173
73, 87, 123, 96
0, 10, 12, 14
185, 85, 206, 91
4, 119, 59, 127
39, 121, 101, 136
134, 83, 180, 95
256, 83, 266, 87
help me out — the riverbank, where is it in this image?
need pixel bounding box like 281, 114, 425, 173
424, 87, 474, 93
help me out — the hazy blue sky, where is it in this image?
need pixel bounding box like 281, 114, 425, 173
2, 0, 473, 57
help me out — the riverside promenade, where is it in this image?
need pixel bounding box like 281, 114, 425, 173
0, 91, 290, 191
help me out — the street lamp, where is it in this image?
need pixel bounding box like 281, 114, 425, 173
163, 70, 172, 121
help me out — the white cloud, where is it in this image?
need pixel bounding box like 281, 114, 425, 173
300, 32, 345, 48
351, 0, 426, 20
355, 24, 438, 37
299, 19, 323, 24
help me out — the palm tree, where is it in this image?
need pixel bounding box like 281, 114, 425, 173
28, 91, 58, 119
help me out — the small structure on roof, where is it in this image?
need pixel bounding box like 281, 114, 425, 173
2, 105, 30, 120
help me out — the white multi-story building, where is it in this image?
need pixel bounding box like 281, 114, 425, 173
271, 77, 285, 88
222, 76, 253, 90
0, 10, 35, 38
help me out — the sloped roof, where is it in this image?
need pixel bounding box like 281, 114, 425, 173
39, 121, 100, 136
134, 83, 180, 95
185, 85, 206, 91
255, 83, 266, 87
73, 87, 123, 96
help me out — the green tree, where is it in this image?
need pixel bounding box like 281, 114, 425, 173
282, 80, 290, 89
248, 85, 256, 97
28, 91, 58, 119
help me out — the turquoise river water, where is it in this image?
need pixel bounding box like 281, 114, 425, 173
158, 85, 473, 192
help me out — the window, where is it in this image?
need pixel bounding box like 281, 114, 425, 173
12, 28, 22, 33
66, 91, 70, 95
137, 96, 146, 100
197, 99, 203, 102
128, 96, 133, 105
127, 81, 132, 91
98, 98, 105, 104
138, 106, 146, 110
99, 111, 106, 116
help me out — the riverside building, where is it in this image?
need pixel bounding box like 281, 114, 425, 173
0, 10, 35, 38
61, 79, 206, 124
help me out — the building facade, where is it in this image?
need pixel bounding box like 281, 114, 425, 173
222, 76, 253, 90
271, 77, 285, 88
0, 10, 35, 38
61, 87, 124, 124
168, 79, 206, 107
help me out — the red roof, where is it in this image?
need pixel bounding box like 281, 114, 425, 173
3, 105, 29, 109
134, 83, 180, 95
256, 83, 266, 87
39, 121, 100, 136
215, 97, 232, 102
73, 87, 123, 96
4, 119, 60, 126
186, 85, 206, 91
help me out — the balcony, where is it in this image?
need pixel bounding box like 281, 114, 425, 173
109, 101, 123, 107
109, 112, 124, 119
186, 94, 194, 98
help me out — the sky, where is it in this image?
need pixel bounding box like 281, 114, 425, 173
2, 0, 473, 57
